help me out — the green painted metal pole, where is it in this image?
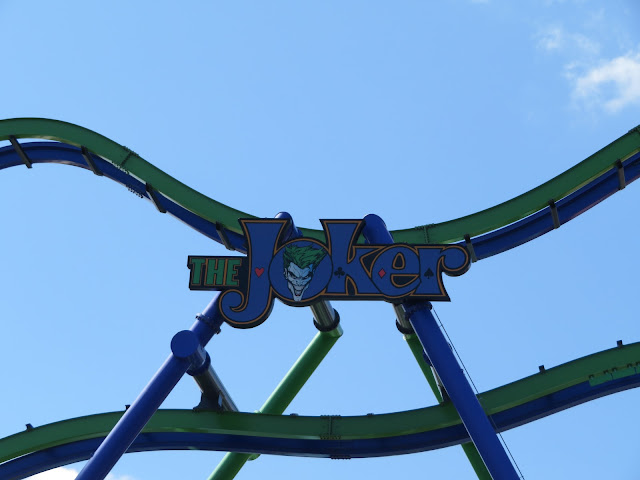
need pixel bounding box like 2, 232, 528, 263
258, 326, 343, 413
404, 334, 492, 480
461, 442, 493, 480
208, 326, 343, 480
405, 334, 443, 403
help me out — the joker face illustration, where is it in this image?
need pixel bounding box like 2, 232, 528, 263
282, 244, 327, 301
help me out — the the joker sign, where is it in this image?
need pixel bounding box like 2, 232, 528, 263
282, 244, 327, 301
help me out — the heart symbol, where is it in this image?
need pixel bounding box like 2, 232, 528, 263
255, 267, 264, 277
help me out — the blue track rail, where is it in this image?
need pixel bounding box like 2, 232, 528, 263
0, 142, 247, 252
456, 151, 640, 260
2, 142, 640, 258
1, 372, 638, 480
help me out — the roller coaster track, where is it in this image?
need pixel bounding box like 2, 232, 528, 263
1, 341, 639, 479
1, 119, 640, 256
1, 118, 640, 478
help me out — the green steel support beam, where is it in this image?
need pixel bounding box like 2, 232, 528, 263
461, 442, 493, 480
405, 334, 443, 403
405, 334, 492, 480
208, 326, 343, 480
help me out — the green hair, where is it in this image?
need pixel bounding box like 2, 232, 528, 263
283, 244, 327, 271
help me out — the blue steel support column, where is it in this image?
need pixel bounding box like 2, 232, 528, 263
361, 214, 518, 480
75, 295, 225, 480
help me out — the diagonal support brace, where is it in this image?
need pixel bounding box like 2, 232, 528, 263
81, 146, 103, 176
75, 296, 225, 480
362, 213, 519, 480
9, 136, 32, 168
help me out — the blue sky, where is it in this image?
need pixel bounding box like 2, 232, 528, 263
1, 1, 640, 479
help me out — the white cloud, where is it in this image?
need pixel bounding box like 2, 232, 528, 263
542, 0, 588, 5
537, 26, 563, 51
572, 33, 600, 56
106, 474, 137, 480
534, 23, 640, 113
536, 25, 600, 56
570, 52, 640, 112
107, 474, 137, 480
27, 467, 136, 480
27, 468, 78, 480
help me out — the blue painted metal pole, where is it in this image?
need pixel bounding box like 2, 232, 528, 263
361, 214, 519, 480
75, 295, 224, 480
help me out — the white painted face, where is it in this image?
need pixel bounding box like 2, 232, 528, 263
284, 262, 314, 301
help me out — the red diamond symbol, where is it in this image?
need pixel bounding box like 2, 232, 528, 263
378, 268, 386, 278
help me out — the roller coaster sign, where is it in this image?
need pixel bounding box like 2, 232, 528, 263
187, 219, 470, 328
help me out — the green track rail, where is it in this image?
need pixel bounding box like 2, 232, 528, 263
2, 118, 639, 244
2, 341, 638, 464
